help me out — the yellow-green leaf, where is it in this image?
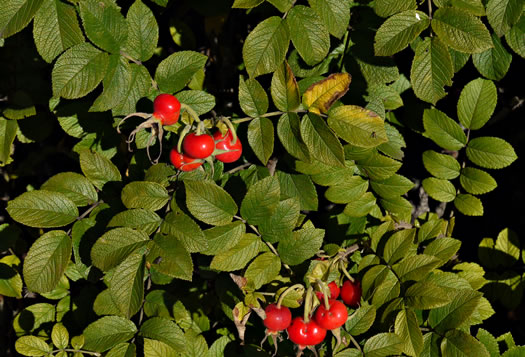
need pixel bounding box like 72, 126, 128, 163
302, 73, 351, 114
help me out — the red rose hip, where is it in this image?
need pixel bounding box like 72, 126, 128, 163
341, 280, 361, 307
263, 304, 292, 332
152, 93, 181, 126
182, 133, 215, 159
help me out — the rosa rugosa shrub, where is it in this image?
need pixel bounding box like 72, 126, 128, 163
1, 0, 524, 356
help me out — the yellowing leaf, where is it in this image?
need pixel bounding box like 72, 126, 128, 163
302, 73, 351, 114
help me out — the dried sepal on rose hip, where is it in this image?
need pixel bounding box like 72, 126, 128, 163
117, 93, 191, 164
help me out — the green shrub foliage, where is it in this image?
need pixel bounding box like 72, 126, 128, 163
0, 0, 523, 355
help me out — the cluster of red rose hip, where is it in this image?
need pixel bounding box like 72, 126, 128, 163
119, 93, 242, 169
263, 279, 361, 355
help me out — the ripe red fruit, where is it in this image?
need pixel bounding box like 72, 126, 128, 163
152, 93, 181, 126
263, 304, 292, 332
169, 148, 203, 172
341, 280, 361, 307
213, 130, 242, 163
315, 281, 340, 301
314, 300, 348, 330
287, 316, 327, 348
182, 133, 215, 159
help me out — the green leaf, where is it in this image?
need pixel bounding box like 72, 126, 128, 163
107, 343, 136, 357
83, 316, 137, 352
79, 0, 128, 54
0, 261, 23, 298
111, 63, 152, 116
287, 5, 330, 65
363, 333, 404, 357
308, 0, 350, 38
495, 227, 520, 264
243, 16, 289, 77
207, 336, 232, 357
450, 47, 471, 72
325, 176, 369, 204
457, 78, 497, 130
150, 234, 193, 281
486, 0, 524, 36
79, 150, 122, 190
277, 171, 319, 211
33, 0, 84, 63
94, 289, 121, 316
202, 221, 245, 256
506, 15, 525, 58
90, 55, 131, 112
466, 136, 517, 169
473, 33, 512, 80
232, 0, 264, 8
404, 282, 452, 309
441, 329, 490, 357
393, 254, 442, 281
125, 0, 158, 61
452, 0, 486, 16
422, 177, 457, 202
12, 302, 55, 336
109, 252, 145, 318
384, 229, 416, 264
356, 151, 402, 181
301, 113, 345, 167
0, 0, 44, 39
422, 150, 461, 179
0, 117, 18, 166
432, 7, 493, 53
460, 167, 497, 194
144, 339, 177, 357
271, 61, 300, 112
244, 252, 281, 289
155, 51, 208, 93
239, 77, 269, 117
15, 336, 51, 357
424, 237, 461, 264
277, 113, 310, 161
247, 117, 274, 165
176, 90, 216, 116
370, 174, 413, 199
411, 37, 454, 105
502, 347, 525, 357
454, 193, 484, 216
278, 226, 324, 265
328, 105, 388, 148
345, 302, 376, 335
374, 0, 417, 17
343, 192, 377, 217
161, 211, 207, 253
374, 10, 430, 56
477, 329, 500, 357
429, 289, 482, 332
210, 233, 263, 271
7, 190, 78, 228
51, 323, 69, 349
91, 227, 150, 271
121, 182, 169, 211
185, 180, 238, 226
41, 172, 98, 207
108, 209, 161, 235
423, 108, 467, 151
259, 198, 300, 243
303, 73, 351, 115
241, 176, 280, 225
52, 42, 109, 99
395, 309, 424, 356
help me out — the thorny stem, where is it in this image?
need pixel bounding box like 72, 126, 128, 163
180, 103, 202, 123
225, 162, 252, 174
265, 241, 293, 274
231, 111, 288, 124
67, 200, 103, 235
348, 334, 362, 353
303, 286, 314, 323
120, 50, 142, 65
